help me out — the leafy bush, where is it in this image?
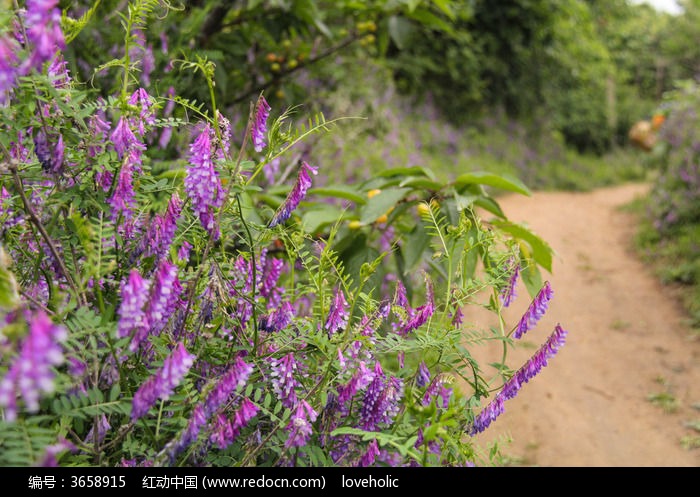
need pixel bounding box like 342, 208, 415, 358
0, 1, 568, 467
635, 79, 700, 329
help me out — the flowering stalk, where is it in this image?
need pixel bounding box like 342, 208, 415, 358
470, 324, 567, 435
513, 281, 553, 339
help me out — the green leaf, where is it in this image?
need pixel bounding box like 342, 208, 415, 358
309, 185, 366, 205
473, 196, 506, 219
387, 15, 415, 50
407, 7, 454, 34
492, 220, 554, 273
0, 265, 19, 310
454, 171, 531, 196
378, 166, 435, 179
431, 0, 455, 20
301, 207, 346, 235
360, 187, 411, 224
402, 223, 431, 272
398, 177, 443, 191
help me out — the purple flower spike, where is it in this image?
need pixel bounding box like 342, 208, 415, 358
500, 258, 520, 308
270, 353, 300, 409
285, 400, 318, 449
252, 95, 271, 153
185, 124, 224, 239
116, 269, 150, 340
400, 278, 435, 335
34, 129, 64, 173
145, 260, 182, 335
131, 342, 194, 421
110, 117, 142, 159
325, 287, 349, 337
357, 439, 380, 467
25, 0, 65, 72
514, 281, 553, 339
0, 311, 66, 421
0, 37, 19, 102
470, 324, 567, 435
203, 356, 254, 417
268, 161, 318, 227
416, 361, 431, 388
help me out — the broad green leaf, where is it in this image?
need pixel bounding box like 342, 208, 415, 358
492, 220, 553, 273
309, 185, 366, 205
301, 207, 346, 235
408, 7, 454, 34
402, 223, 431, 272
473, 196, 506, 219
360, 187, 411, 224
0, 265, 19, 310
455, 171, 531, 196
387, 15, 415, 50
378, 166, 435, 179
432, 0, 455, 19
398, 177, 443, 191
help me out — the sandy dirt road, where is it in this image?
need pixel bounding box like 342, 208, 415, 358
469, 183, 700, 467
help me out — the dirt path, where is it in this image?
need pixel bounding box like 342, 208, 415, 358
470, 182, 700, 467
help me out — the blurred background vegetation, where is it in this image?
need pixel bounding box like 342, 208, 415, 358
64, 0, 700, 327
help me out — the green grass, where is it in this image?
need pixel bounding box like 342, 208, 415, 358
632, 204, 700, 331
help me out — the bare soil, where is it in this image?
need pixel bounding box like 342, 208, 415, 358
469, 183, 700, 467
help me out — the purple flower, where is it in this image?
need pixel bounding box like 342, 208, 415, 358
356, 439, 380, 467
325, 287, 349, 337
252, 95, 271, 153
0, 37, 19, 102
143, 260, 182, 338
270, 353, 299, 409
422, 374, 452, 408
131, 342, 195, 421
0, 311, 67, 421
87, 111, 111, 158
416, 361, 431, 388
185, 124, 224, 239
47, 52, 70, 89
513, 281, 553, 339
268, 161, 318, 227
232, 397, 259, 432
37, 438, 75, 467
451, 305, 464, 327
470, 324, 567, 435
210, 413, 235, 449
84, 414, 111, 445
337, 361, 375, 410
110, 116, 145, 159
33, 129, 64, 173
258, 301, 294, 332
203, 356, 254, 417
128, 88, 156, 135
500, 258, 520, 307
259, 250, 285, 299
285, 400, 317, 449
142, 193, 183, 262
401, 278, 434, 334
109, 148, 142, 225
24, 0, 65, 73
210, 397, 259, 450
116, 269, 150, 340
178, 241, 192, 263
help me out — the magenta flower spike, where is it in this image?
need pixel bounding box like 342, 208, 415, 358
513, 281, 554, 339
0, 311, 67, 421
470, 324, 567, 435
252, 95, 271, 153
131, 342, 194, 421
268, 161, 318, 227
325, 287, 349, 337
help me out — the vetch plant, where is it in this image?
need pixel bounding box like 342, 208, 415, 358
0, 1, 568, 467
